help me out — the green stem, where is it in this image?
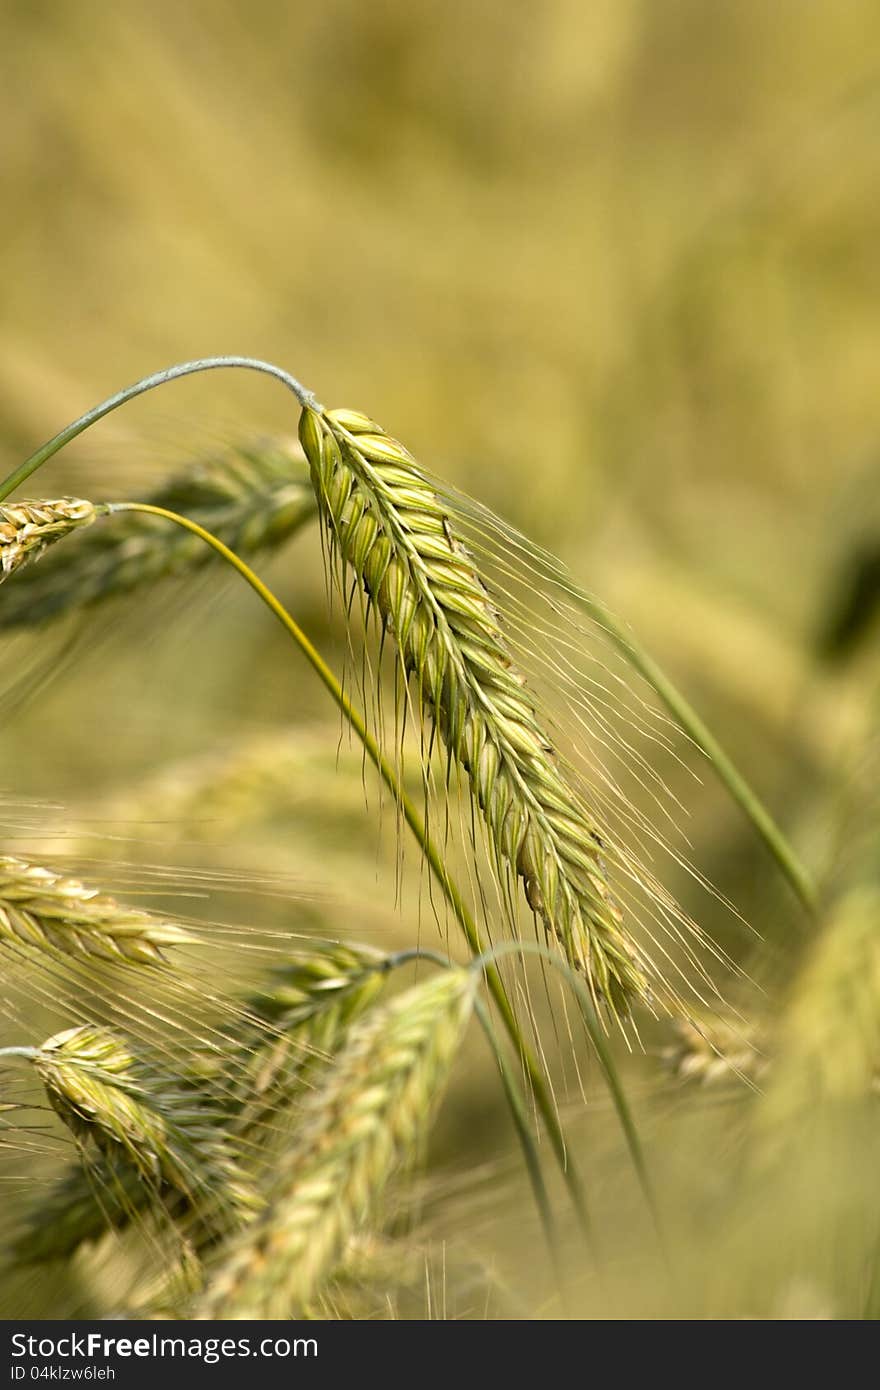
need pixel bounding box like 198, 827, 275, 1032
110, 502, 592, 1241
0, 358, 318, 504
474, 998, 566, 1286
472, 938, 663, 1250
576, 592, 817, 915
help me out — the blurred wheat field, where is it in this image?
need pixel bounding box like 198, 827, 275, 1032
0, 1, 878, 1319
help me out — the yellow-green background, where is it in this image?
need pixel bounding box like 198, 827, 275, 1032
1, 0, 878, 1318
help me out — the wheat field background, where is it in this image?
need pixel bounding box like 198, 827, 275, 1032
0, 1, 878, 1319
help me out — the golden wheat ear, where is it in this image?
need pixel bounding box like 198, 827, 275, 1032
0, 856, 192, 966
299, 405, 647, 1015
0, 498, 97, 581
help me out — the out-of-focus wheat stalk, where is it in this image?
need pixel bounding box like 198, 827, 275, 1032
0, 441, 314, 628
198, 968, 476, 1318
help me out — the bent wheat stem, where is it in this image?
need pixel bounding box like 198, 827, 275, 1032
0, 357, 318, 504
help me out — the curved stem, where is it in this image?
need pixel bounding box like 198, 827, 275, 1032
576, 592, 818, 916
109, 501, 592, 1240
471, 938, 665, 1255
0, 358, 320, 504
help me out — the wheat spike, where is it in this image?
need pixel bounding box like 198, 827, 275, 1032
299, 405, 646, 1012
0, 441, 315, 628
198, 968, 476, 1318
233, 941, 388, 1139
0, 497, 96, 583
0, 856, 191, 966
33, 1025, 259, 1239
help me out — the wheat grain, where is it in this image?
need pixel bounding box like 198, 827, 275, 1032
298, 405, 646, 1012
0, 856, 191, 965
0, 498, 96, 583
198, 967, 476, 1318
0, 441, 315, 628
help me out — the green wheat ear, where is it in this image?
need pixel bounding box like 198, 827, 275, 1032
299, 404, 647, 1015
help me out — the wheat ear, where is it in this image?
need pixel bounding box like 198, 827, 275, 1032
0, 497, 97, 582
0, 856, 191, 966
198, 968, 476, 1319
32, 1025, 259, 1237
0, 442, 315, 629
299, 406, 645, 1012
234, 941, 388, 1140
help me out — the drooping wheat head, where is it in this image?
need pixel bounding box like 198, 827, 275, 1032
32, 1024, 259, 1239
0, 857, 191, 966
0, 498, 97, 583
198, 967, 476, 1318
298, 405, 647, 1013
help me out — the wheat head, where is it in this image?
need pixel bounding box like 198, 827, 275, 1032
198, 967, 476, 1318
32, 1024, 258, 1237
0, 856, 190, 966
298, 405, 646, 1012
234, 941, 388, 1139
0, 497, 96, 583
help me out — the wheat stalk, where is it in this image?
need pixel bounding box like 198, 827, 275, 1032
0, 497, 97, 583
0, 442, 315, 629
198, 967, 476, 1318
757, 884, 880, 1132
298, 405, 646, 1012
12, 1160, 149, 1265
32, 1025, 259, 1239
0, 856, 191, 966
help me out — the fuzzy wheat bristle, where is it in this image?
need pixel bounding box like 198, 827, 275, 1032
299, 405, 646, 1013
33, 1025, 259, 1237
0, 856, 191, 966
198, 968, 476, 1319
0, 441, 315, 628
0, 497, 97, 583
